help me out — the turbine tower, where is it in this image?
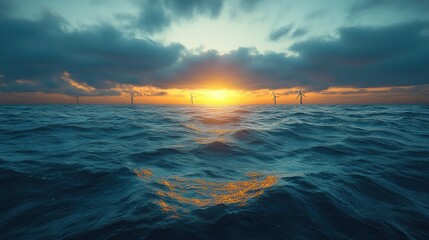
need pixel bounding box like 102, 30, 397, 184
272, 91, 279, 105
296, 88, 306, 105
189, 91, 194, 105
75, 96, 79, 104
130, 92, 134, 105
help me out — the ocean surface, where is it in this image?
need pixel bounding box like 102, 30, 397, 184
0, 105, 428, 239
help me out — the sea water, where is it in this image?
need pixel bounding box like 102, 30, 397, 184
0, 105, 428, 239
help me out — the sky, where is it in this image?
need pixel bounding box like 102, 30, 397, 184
0, 0, 428, 104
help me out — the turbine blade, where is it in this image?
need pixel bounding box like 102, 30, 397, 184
296, 95, 299, 99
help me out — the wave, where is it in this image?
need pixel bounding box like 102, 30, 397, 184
232, 109, 251, 114
196, 116, 241, 125
130, 148, 184, 161
199, 141, 241, 154
2, 124, 90, 135
1, 105, 428, 239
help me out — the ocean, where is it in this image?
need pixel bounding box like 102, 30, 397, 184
0, 105, 428, 239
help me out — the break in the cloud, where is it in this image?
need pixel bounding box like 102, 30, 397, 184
0, 0, 429, 103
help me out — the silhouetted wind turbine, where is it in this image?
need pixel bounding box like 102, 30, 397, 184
75, 96, 79, 104
130, 92, 134, 105
296, 88, 306, 105
189, 91, 194, 105
272, 91, 279, 105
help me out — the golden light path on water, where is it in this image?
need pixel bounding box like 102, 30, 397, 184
134, 168, 278, 215
133, 106, 280, 216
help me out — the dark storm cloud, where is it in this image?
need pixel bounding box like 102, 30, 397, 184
0, 0, 11, 14
0, 7, 428, 96
156, 21, 429, 91
131, 0, 224, 33
0, 11, 184, 96
153, 46, 321, 90
289, 21, 429, 89
269, 24, 294, 41
133, 0, 171, 34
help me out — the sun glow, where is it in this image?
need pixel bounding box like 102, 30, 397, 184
209, 90, 227, 100
193, 89, 242, 105
10, 84, 425, 104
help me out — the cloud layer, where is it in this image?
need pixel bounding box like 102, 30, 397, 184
0, 1, 428, 98
0, 11, 183, 96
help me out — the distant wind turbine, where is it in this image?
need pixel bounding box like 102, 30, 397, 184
130, 92, 134, 105
272, 91, 279, 105
75, 96, 79, 104
189, 91, 194, 105
296, 88, 306, 105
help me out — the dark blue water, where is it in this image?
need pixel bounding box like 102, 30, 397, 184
0, 105, 428, 239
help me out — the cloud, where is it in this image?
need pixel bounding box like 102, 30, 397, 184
318, 85, 429, 101
164, 0, 223, 18
239, 0, 261, 12
132, 0, 171, 34
291, 28, 307, 38
306, 10, 325, 20
141, 88, 168, 96
131, 0, 224, 33
289, 21, 429, 89
0, 8, 428, 96
269, 25, 307, 41
269, 24, 294, 41
349, 0, 429, 16
0, 0, 12, 15
349, 0, 384, 15
156, 21, 429, 91
0, 11, 184, 95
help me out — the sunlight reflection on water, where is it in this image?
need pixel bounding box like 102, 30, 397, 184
134, 168, 278, 215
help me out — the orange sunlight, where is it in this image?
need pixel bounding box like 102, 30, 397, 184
1, 85, 427, 104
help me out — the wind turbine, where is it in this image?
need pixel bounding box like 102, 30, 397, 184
296, 88, 306, 105
189, 91, 194, 105
272, 91, 279, 105
75, 96, 79, 104
130, 92, 134, 105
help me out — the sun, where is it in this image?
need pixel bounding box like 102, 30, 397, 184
193, 89, 240, 105
209, 90, 227, 100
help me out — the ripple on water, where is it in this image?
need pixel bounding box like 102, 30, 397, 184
0, 105, 428, 239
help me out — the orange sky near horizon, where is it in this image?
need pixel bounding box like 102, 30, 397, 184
1, 86, 428, 104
